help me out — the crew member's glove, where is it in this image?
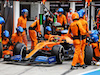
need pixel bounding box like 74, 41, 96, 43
8, 40, 13, 46
3, 45, 9, 49
65, 24, 69, 29
88, 31, 92, 34
39, 31, 42, 35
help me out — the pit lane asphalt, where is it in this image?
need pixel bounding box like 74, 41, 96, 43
0, 42, 99, 75
0, 60, 100, 75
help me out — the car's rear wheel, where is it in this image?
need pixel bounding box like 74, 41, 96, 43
84, 45, 93, 65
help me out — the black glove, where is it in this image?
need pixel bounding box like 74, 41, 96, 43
65, 24, 69, 29
3, 45, 9, 49
7, 40, 13, 46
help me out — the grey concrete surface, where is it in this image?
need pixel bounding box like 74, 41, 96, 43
0, 42, 99, 75
0, 60, 100, 75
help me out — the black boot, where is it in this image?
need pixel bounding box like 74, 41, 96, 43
82, 64, 87, 69
71, 65, 78, 70
75, 63, 81, 67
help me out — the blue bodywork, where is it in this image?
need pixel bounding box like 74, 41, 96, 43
10, 55, 22, 61
35, 56, 56, 64
61, 30, 68, 34
7, 55, 56, 64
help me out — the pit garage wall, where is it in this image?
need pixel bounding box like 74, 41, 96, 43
1, 1, 13, 38
91, 2, 95, 30
13, 1, 43, 40
13, 1, 20, 33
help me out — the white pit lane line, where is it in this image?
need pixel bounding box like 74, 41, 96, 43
78, 68, 100, 75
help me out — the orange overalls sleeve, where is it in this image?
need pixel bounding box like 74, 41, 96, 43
11, 34, 23, 44
36, 20, 41, 34
2, 39, 9, 45
86, 22, 89, 32
17, 18, 22, 27
44, 34, 50, 40
67, 26, 73, 39
83, 15, 85, 20
63, 15, 67, 25
11, 34, 16, 45
30, 21, 36, 28
2, 38, 9, 50
67, 26, 71, 37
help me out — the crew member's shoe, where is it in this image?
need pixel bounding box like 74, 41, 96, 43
75, 63, 81, 67
82, 64, 87, 69
71, 65, 78, 70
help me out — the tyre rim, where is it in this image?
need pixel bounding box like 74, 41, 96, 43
59, 51, 64, 62
20, 45, 26, 59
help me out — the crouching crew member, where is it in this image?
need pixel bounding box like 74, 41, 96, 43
2, 30, 10, 50
67, 12, 91, 70
11, 26, 24, 46
44, 26, 52, 40
91, 34, 100, 65
2, 30, 13, 57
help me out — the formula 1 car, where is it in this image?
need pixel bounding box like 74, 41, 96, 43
1, 22, 93, 65
1, 33, 93, 65
1, 33, 74, 65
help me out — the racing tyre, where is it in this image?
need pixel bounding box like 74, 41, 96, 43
13, 43, 27, 58
51, 45, 64, 64
84, 45, 93, 65
0, 43, 3, 58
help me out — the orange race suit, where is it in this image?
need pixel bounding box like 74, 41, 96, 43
29, 20, 41, 49
57, 14, 67, 28
91, 41, 100, 62
44, 33, 51, 40
2, 38, 13, 57
17, 16, 27, 46
79, 18, 89, 61
11, 33, 23, 46
2, 33, 24, 57
2, 38, 9, 50
67, 20, 87, 66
